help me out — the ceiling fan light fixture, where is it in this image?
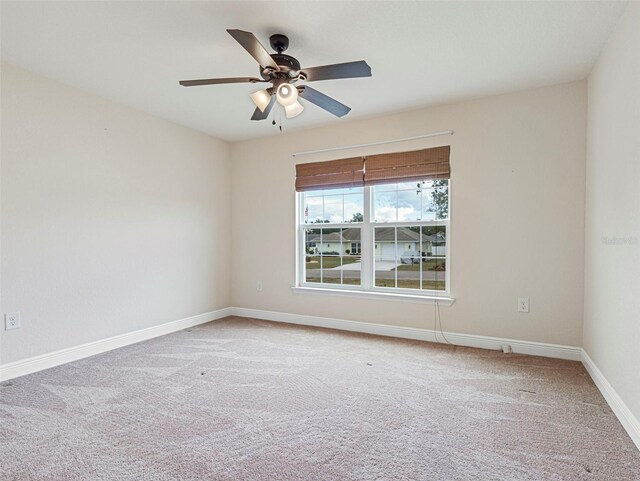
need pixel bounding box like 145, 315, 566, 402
249, 89, 272, 112
285, 100, 304, 118
276, 83, 298, 107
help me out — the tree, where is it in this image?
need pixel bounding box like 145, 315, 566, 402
351, 212, 363, 222
306, 218, 330, 234
430, 180, 449, 219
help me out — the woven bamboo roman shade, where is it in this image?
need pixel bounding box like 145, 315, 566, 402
363, 146, 451, 185
295, 157, 365, 192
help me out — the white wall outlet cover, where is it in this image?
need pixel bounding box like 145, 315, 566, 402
5, 312, 21, 330
518, 297, 530, 313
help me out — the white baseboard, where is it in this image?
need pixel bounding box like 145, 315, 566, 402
0, 308, 232, 382
230, 307, 582, 361
581, 350, 640, 450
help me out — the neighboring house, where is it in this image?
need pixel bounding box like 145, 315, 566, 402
374, 227, 420, 261
306, 229, 361, 255
306, 227, 446, 259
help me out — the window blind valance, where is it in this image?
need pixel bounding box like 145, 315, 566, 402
294, 146, 450, 192
363, 146, 451, 185
295, 157, 364, 192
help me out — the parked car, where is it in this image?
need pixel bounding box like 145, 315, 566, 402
400, 250, 421, 264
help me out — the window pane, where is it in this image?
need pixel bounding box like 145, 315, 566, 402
303, 227, 362, 287
397, 189, 422, 222
431, 180, 449, 220
395, 226, 421, 289
421, 225, 447, 291
304, 229, 320, 254
304, 196, 323, 224
396, 261, 421, 289
317, 228, 340, 254
323, 195, 343, 223
320, 228, 341, 285
421, 188, 436, 221
420, 225, 447, 257
343, 194, 364, 223
373, 190, 397, 222
305, 256, 322, 283
321, 255, 342, 284
421, 257, 446, 291
304, 229, 321, 283
372, 180, 449, 223
302, 187, 364, 225
374, 227, 397, 287
342, 227, 361, 286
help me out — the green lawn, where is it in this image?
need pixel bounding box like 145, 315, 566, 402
394, 259, 445, 271
305, 256, 444, 271
305, 277, 362, 285
305, 256, 360, 269
305, 277, 444, 290
375, 279, 446, 290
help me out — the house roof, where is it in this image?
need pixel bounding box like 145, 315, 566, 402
374, 227, 420, 242
306, 227, 446, 244
305, 228, 360, 243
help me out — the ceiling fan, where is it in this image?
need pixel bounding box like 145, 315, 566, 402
179, 29, 372, 121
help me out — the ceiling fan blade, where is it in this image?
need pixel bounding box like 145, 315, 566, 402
301, 60, 371, 82
179, 77, 264, 87
251, 95, 276, 121
227, 29, 280, 70
298, 86, 351, 117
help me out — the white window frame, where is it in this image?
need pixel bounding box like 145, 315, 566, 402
295, 182, 451, 299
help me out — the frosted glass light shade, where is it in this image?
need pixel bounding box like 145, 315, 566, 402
276, 83, 298, 107
285, 100, 304, 118
250, 89, 272, 112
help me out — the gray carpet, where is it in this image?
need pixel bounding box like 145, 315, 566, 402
1, 316, 639, 481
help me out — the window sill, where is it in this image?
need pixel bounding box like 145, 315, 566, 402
291, 286, 455, 305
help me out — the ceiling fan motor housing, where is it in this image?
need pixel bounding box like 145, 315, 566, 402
260, 34, 304, 81
269, 34, 289, 53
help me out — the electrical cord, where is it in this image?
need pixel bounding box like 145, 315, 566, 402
432, 177, 452, 345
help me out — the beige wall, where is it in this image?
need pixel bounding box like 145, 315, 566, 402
231, 81, 587, 347
584, 4, 640, 420
0, 63, 589, 366
0, 62, 231, 364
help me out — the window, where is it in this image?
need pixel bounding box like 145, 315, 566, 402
298, 179, 449, 294
302, 187, 363, 286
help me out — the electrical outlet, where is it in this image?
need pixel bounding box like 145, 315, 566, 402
518, 297, 529, 313
257, 280, 263, 292
5, 312, 21, 330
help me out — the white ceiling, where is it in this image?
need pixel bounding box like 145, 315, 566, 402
1, 1, 626, 141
